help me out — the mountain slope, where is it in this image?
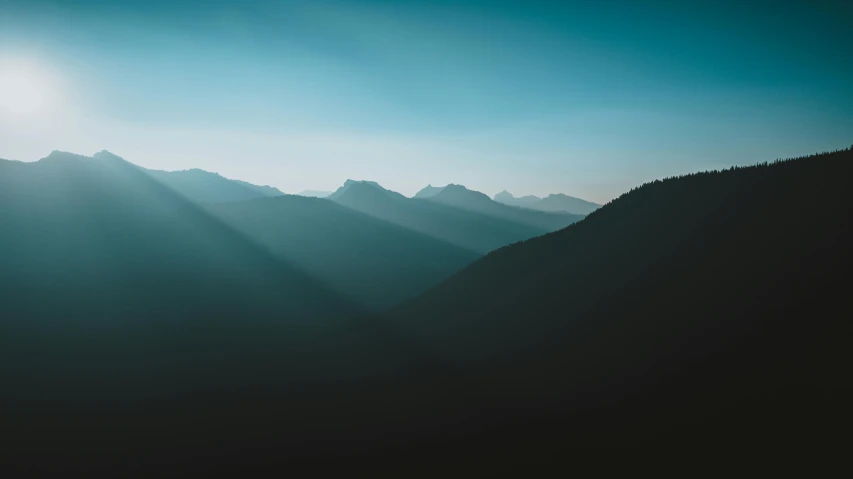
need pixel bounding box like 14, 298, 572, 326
330, 180, 548, 253
388, 147, 853, 442
210, 195, 479, 310
534, 193, 600, 214
0, 151, 361, 399
130, 154, 282, 204
427, 184, 584, 231
232, 179, 285, 197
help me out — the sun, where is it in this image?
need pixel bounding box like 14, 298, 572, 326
0, 62, 56, 117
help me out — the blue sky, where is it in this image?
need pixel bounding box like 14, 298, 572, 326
1, 0, 851, 202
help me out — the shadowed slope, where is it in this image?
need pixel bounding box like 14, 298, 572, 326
330, 180, 548, 253
0, 151, 362, 400
211, 195, 479, 310
388, 147, 853, 443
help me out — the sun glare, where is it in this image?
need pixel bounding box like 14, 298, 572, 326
0, 61, 57, 117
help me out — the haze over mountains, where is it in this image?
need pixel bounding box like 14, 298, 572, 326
494, 190, 601, 215
0, 151, 583, 312
329, 179, 578, 253
2, 146, 852, 467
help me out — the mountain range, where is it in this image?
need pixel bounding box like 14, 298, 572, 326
3, 146, 852, 466
330, 179, 581, 253
494, 190, 601, 214
143, 163, 284, 204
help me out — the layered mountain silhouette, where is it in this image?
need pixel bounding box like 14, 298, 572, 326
4, 146, 852, 467
494, 189, 600, 214
0, 151, 361, 400
494, 190, 540, 208
413, 184, 445, 198
422, 184, 585, 231
330, 180, 553, 253
386, 147, 853, 445
137, 159, 283, 204
210, 195, 478, 310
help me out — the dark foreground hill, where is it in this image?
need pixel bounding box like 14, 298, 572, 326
210, 195, 478, 310
386, 146, 853, 444
330, 180, 551, 253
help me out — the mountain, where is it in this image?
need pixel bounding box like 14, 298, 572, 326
298, 190, 333, 198
387, 147, 853, 445
210, 195, 479, 310
232, 180, 285, 197
126, 154, 283, 204
493, 190, 540, 208
0, 151, 362, 401
328, 179, 385, 200
534, 193, 601, 214
494, 190, 601, 214
426, 184, 584, 231
414, 184, 446, 198
329, 180, 549, 253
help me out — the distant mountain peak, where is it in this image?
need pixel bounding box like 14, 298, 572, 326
92, 150, 125, 161
329, 179, 395, 201
414, 184, 447, 199
435, 184, 490, 201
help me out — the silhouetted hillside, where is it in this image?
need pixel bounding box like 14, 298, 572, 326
210, 195, 478, 309
387, 147, 853, 444
494, 189, 600, 214
427, 184, 584, 230
330, 180, 549, 253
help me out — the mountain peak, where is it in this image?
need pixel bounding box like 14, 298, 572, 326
92, 150, 125, 161
494, 190, 514, 200
414, 184, 447, 199
329, 179, 393, 201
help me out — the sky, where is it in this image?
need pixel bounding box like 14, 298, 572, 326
1, 0, 851, 203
